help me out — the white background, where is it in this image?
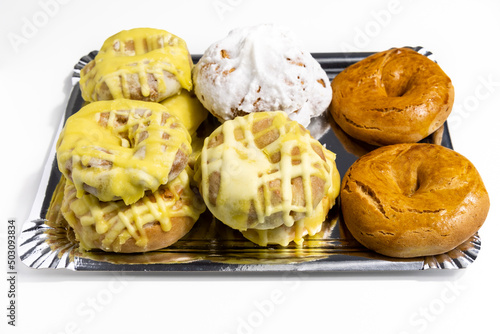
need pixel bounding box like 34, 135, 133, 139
1, 0, 499, 333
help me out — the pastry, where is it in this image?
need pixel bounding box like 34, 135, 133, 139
80, 28, 192, 102
195, 111, 340, 246
330, 48, 454, 146
160, 89, 208, 136
193, 24, 332, 127
340, 143, 489, 258
56, 99, 191, 205
241, 149, 340, 246
61, 168, 205, 253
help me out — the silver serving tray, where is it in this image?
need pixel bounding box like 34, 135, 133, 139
18, 47, 481, 271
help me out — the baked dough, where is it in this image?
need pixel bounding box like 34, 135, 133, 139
340, 143, 489, 258
193, 24, 332, 127
330, 48, 454, 146
241, 149, 340, 246
160, 89, 208, 136
195, 111, 339, 245
80, 28, 192, 102
56, 99, 191, 205
61, 168, 206, 253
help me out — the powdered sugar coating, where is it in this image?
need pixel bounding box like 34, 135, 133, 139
193, 24, 332, 127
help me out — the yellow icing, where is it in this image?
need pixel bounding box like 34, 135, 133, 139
56, 99, 191, 205
80, 28, 193, 102
196, 111, 332, 231
61, 167, 206, 252
160, 89, 208, 135
241, 149, 340, 246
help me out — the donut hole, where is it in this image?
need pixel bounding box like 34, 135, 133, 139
409, 174, 421, 197
104, 109, 160, 153
393, 162, 425, 198
403, 170, 422, 197
381, 62, 415, 98
98, 108, 185, 167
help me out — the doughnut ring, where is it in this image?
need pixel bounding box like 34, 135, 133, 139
330, 48, 454, 146
241, 149, 340, 246
61, 168, 206, 253
340, 143, 489, 258
80, 28, 193, 102
195, 111, 336, 233
192, 24, 332, 127
56, 99, 191, 205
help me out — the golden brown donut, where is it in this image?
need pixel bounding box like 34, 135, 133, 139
340, 143, 489, 258
330, 48, 454, 146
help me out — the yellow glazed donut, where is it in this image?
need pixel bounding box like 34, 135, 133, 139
56, 99, 191, 205
160, 89, 208, 136
195, 111, 338, 239
80, 28, 193, 102
241, 149, 340, 246
61, 168, 206, 253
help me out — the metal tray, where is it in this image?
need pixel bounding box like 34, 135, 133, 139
18, 47, 481, 271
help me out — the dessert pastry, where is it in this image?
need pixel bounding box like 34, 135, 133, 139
56, 99, 191, 205
80, 28, 193, 102
193, 24, 332, 127
241, 149, 340, 246
340, 143, 489, 258
61, 167, 206, 253
195, 111, 340, 246
160, 89, 208, 136
330, 48, 454, 146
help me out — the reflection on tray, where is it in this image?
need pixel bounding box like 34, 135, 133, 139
328, 111, 447, 159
